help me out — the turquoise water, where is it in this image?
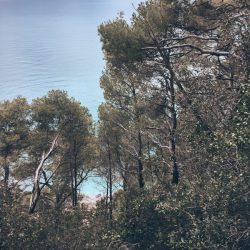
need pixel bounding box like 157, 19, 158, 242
0, 0, 143, 196
0, 0, 142, 119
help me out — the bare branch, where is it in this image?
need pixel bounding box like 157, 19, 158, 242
142, 44, 229, 57
161, 35, 219, 42
28, 134, 59, 213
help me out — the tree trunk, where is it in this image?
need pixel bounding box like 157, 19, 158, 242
73, 140, 78, 206
70, 164, 75, 206
107, 140, 113, 222
3, 155, 12, 202
29, 135, 58, 213
147, 142, 154, 183
29, 186, 41, 214
137, 130, 145, 188
169, 64, 179, 185
131, 84, 145, 188
114, 136, 128, 191
159, 48, 179, 185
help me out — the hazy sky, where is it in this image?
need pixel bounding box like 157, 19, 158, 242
0, 0, 143, 119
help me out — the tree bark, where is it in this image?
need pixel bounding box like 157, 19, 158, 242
131, 84, 145, 189
137, 130, 145, 188
29, 135, 59, 213
3, 155, 12, 202
73, 140, 78, 206
107, 140, 113, 222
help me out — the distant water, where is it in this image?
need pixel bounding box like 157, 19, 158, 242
0, 0, 142, 119
0, 0, 142, 196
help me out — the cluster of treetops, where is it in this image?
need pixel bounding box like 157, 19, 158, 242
1, 0, 249, 249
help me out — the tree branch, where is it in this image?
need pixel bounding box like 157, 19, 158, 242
142, 44, 229, 57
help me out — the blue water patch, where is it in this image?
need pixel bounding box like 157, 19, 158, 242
0, 0, 143, 195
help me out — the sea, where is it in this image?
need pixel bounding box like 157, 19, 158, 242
0, 0, 142, 196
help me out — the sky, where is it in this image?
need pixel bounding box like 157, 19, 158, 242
0, 0, 144, 196
0, 0, 144, 119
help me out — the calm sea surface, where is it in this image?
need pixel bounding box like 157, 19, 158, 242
0, 0, 142, 196
0, 0, 141, 119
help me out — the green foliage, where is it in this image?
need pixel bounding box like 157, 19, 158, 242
0, 97, 30, 159
99, 18, 143, 67
1, 202, 95, 250
1, 0, 249, 249
117, 191, 169, 250
96, 0, 249, 249
232, 83, 250, 157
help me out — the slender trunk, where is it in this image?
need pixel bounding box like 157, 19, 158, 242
132, 85, 145, 188
69, 140, 78, 207
107, 141, 113, 222
74, 166, 77, 206
29, 135, 58, 213
55, 171, 89, 209
29, 186, 41, 213
160, 51, 179, 184
159, 46, 179, 184
109, 163, 113, 221
56, 193, 60, 206
147, 142, 154, 183
137, 130, 145, 188
3, 155, 12, 204
106, 176, 109, 220
115, 136, 128, 191
29, 164, 42, 213
3, 156, 10, 194
55, 181, 68, 209
123, 164, 128, 191
169, 64, 179, 185
70, 162, 75, 207
73, 140, 78, 206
